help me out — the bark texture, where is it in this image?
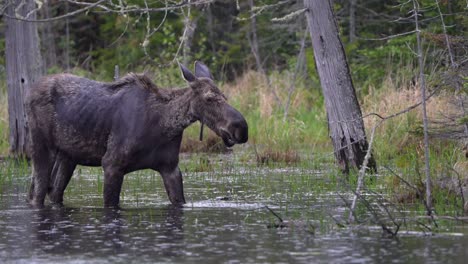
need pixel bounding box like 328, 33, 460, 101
5, 0, 43, 157
304, 0, 376, 173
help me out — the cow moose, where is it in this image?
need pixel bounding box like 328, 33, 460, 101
25, 61, 248, 208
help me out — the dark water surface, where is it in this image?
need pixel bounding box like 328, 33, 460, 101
1, 155, 468, 263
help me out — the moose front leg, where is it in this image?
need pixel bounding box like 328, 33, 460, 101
102, 165, 125, 208
160, 167, 186, 207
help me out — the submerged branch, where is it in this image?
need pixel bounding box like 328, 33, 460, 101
265, 206, 283, 223
348, 118, 379, 223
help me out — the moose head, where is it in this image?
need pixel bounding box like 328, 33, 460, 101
179, 62, 248, 147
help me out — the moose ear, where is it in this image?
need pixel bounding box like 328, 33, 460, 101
179, 62, 197, 83
194, 61, 213, 80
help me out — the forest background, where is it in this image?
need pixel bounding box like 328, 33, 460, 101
0, 0, 467, 217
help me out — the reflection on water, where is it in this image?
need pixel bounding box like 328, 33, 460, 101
1, 158, 468, 263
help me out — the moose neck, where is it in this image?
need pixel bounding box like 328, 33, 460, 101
149, 87, 198, 138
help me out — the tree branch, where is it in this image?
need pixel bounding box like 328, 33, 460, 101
1, 0, 213, 22
2, 0, 107, 22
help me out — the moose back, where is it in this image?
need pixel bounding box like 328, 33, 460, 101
26, 62, 248, 208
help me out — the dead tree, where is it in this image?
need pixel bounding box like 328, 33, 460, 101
304, 0, 376, 173
413, 0, 432, 211
182, 6, 199, 66
4, 0, 43, 157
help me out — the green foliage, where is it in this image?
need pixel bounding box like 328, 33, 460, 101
350, 35, 417, 92
90, 9, 183, 79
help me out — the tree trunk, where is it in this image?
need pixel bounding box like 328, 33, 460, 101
65, 1, 70, 71
248, 0, 263, 74
5, 0, 43, 157
182, 6, 198, 66
349, 0, 357, 42
413, 0, 432, 212
207, 4, 216, 53
248, 0, 282, 107
39, 1, 57, 69
304, 0, 376, 173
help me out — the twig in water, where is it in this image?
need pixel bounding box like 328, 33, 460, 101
265, 206, 288, 228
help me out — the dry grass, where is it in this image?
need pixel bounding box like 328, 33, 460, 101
362, 75, 465, 156
223, 71, 260, 99
180, 130, 230, 153
223, 70, 313, 119
224, 70, 276, 118
0, 86, 8, 156
362, 73, 467, 204
255, 149, 301, 165
362, 75, 457, 129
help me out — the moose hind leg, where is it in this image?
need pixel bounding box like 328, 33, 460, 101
160, 167, 186, 207
48, 153, 76, 204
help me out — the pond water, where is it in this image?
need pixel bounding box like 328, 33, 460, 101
1, 154, 468, 263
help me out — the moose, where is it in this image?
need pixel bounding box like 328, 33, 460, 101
25, 61, 248, 208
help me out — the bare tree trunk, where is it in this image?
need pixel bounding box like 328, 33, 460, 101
207, 4, 216, 53
413, 0, 432, 211
248, 0, 282, 107
65, 1, 70, 71
114, 65, 120, 81
349, 0, 357, 42
304, 0, 376, 173
182, 14, 198, 66
4, 0, 43, 157
447, 0, 453, 14
39, 1, 57, 69
248, 0, 263, 74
